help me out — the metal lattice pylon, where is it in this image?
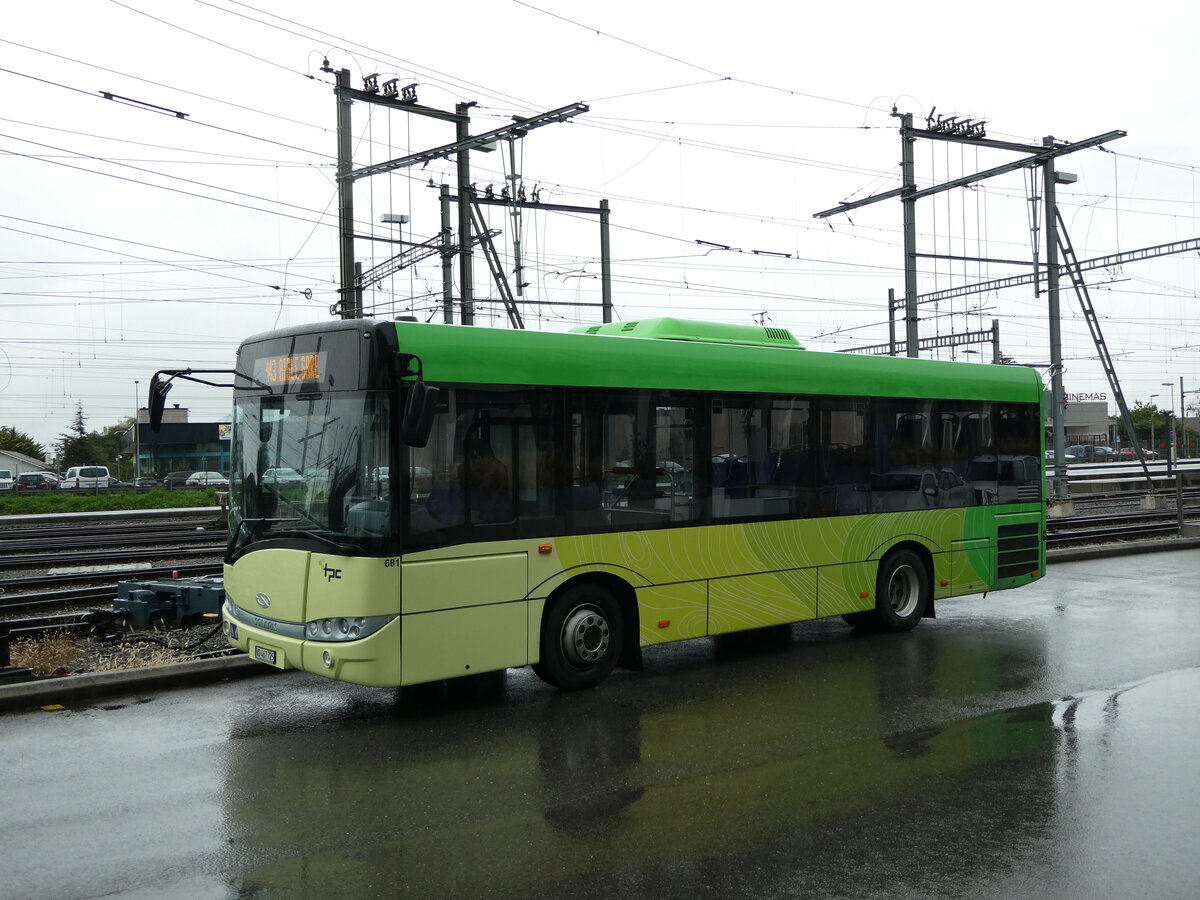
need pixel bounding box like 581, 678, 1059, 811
1055, 208, 1154, 489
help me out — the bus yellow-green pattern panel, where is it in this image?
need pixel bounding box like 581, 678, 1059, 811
950, 539, 993, 596
402, 552, 527, 614
709, 568, 818, 634
554, 508, 980, 590
816, 561, 877, 617
402, 602, 527, 684
636, 582, 708, 645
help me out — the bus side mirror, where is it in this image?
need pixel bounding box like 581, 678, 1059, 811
401, 380, 439, 448
148, 375, 172, 433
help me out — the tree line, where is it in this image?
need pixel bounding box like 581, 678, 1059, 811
0, 405, 135, 476
1111, 401, 1198, 453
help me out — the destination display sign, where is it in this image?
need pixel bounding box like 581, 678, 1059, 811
256, 351, 327, 385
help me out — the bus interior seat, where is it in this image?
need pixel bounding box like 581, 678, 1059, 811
425, 486, 464, 525
711, 456, 729, 488
756, 448, 780, 483
725, 457, 750, 498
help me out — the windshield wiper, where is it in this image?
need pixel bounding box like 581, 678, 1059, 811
228, 517, 362, 556
266, 528, 362, 555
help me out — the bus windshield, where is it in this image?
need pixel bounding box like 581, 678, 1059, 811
228, 391, 391, 557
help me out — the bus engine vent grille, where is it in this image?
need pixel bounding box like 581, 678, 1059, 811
764, 327, 793, 341
996, 522, 1040, 580
1016, 484, 1042, 503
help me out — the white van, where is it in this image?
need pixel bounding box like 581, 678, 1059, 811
60, 465, 110, 490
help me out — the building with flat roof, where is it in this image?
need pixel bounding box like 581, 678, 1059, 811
119, 406, 231, 476
1045, 391, 1111, 446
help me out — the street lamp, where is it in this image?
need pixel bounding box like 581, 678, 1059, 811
1150, 394, 1160, 458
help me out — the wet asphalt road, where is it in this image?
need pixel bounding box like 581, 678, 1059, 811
3, 549, 1199, 899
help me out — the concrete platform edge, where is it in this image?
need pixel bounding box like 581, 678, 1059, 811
0, 653, 277, 713
1047, 535, 1200, 563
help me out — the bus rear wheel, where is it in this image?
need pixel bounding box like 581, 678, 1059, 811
533, 583, 624, 691
843, 549, 929, 633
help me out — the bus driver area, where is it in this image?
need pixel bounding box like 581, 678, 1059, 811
208, 317, 1045, 693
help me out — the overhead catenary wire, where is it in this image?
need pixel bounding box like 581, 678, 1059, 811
0, 1, 1194, 430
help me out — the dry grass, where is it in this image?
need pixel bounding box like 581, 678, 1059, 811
90, 642, 181, 671
8, 632, 86, 676
7, 623, 228, 676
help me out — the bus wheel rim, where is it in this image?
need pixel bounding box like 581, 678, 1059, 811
561, 604, 610, 667
887, 565, 920, 618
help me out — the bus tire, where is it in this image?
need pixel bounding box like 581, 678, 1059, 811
843, 549, 929, 632
533, 583, 624, 691
872, 548, 929, 632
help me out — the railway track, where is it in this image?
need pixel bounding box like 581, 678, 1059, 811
1047, 520, 1182, 546
1, 563, 223, 616
1046, 506, 1195, 547
1, 515, 221, 552
1, 511, 225, 628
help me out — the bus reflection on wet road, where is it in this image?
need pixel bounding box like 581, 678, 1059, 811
3, 550, 1199, 899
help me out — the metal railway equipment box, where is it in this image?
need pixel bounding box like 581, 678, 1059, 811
115, 575, 226, 629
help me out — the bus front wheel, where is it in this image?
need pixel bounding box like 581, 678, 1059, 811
533, 583, 625, 691
843, 549, 929, 633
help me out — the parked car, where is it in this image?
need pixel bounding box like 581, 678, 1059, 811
1069, 445, 1115, 462
0, 469, 13, 491
107, 476, 133, 488
1045, 449, 1077, 463
134, 476, 160, 488
186, 471, 230, 488
163, 471, 198, 489
261, 467, 305, 486
14, 471, 59, 490
1066, 445, 1088, 462
1117, 447, 1158, 460
59, 465, 110, 490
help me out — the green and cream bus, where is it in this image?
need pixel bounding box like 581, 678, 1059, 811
158, 317, 1044, 690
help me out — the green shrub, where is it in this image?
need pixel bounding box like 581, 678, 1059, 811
0, 488, 222, 515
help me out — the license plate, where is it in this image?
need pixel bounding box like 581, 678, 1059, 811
229, 622, 238, 640
253, 645, 278, 666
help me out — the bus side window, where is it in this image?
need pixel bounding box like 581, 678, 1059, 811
820, 397, 869, 515
461, 436, 513, 524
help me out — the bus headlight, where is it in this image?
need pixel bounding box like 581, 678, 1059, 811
305, 614, 395, 642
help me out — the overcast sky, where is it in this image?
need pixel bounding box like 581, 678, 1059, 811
4, 0, 1200, 459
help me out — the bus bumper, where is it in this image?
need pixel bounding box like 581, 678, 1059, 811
223, 600, 403, 687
